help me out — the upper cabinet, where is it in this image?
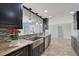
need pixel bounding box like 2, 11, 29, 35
74, 11, 79, 30
43, 18, 48, 32
0, 3, 23, 29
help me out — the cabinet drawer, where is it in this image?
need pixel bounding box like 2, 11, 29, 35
6, 46, 28, 56
31, 42, 44, 56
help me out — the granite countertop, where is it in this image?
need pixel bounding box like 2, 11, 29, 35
0, 34, 50, 56
37, 34, 50, 37
0, 39, 33, 56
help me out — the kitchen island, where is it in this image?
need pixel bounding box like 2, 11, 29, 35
0, 39, 33, 56
0, 34, 51, 56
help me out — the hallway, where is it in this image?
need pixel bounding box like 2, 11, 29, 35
42, 38, 77, 56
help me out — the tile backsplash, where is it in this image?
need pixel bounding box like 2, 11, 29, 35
0, 29, 10, 42
0, 28, 44, 42
19, 33, 44, 40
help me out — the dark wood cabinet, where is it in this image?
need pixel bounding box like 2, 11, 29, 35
73, 11, 79, 30
44, 35, 51, 49
31, 42, 44, 56
5, 39, 45, 56
6, 46, 29, 56
5, 35, 51, 56
30, 35, 51, 56
71, 36, 79, 55
29, 38, 45, 56
43, 18, 48, 32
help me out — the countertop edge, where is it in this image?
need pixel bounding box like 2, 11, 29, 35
0, 39, 33, 56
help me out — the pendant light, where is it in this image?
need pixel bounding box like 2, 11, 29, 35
36, 15, 39, 25
29, 11, 32, 23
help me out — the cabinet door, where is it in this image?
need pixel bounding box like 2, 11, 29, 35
6, 46, 28, 56
31, 42, 44, 56
15, 46, 28, 56
45, 37, 48, 48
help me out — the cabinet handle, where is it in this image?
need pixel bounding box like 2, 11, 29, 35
16, 52, 24, 56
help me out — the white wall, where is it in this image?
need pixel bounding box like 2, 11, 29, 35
19, 8, 29, 35
48, 13, 73, 39
19, 8, 43, 35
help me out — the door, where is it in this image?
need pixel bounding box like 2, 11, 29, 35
58, 25, 64, 38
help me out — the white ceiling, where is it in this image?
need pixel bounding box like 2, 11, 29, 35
24, 3, 79, 18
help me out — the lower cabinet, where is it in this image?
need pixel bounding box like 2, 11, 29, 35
5, 35, 51, 56
71, 36, 79, 55
31, 43, 44, 56
44, 35, 51, 49
71, 36, 76, 50
30, 35, 51, 56
5, 42, 44, 56
6, 46, 29, 56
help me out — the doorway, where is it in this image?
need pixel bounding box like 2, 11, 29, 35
58, 25, 64, 38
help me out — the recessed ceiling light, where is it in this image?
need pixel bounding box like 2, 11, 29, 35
49, 16, 52, 18
40, 23, 42, 25
44, 10, 48, 13
29, 20, 32, 23
70, 11, 75, 15
36, 22, 39, 25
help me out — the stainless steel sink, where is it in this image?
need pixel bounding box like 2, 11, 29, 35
29, 37, 42, 41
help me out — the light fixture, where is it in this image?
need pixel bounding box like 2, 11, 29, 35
36, 22, 38, 25
40, 23, 42, 25
29, 11, 32, 23
29, 20, 32, 23
49, 16, 52, 18
44, 10, 48, 13
70, 11, 75, 15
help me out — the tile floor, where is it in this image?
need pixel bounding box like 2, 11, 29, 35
42, 38, 77, 56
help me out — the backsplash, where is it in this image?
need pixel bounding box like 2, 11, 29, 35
19, 33, 44, 39
0, 29, 10, 42
0, 28, 44, 43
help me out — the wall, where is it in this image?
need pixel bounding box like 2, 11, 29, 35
48, 13, 73, 39
19, 8, 43, 35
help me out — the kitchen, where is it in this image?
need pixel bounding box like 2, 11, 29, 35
0, 3, 51, 56
1, 3, 79, 56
